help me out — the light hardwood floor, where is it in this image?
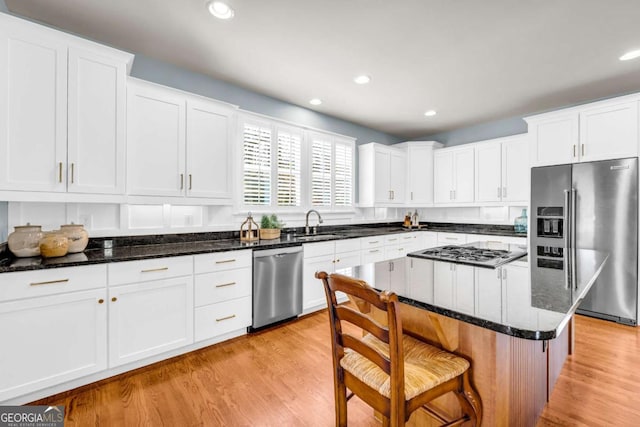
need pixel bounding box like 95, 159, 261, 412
32, 313, 639, 426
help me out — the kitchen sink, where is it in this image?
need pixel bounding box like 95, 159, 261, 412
294, 233, 345, 241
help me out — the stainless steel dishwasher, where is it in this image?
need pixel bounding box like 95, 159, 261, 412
251, 245, 303, 330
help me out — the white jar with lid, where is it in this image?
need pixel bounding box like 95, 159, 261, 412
60, 223, 89, 253
7, 223, 44, 257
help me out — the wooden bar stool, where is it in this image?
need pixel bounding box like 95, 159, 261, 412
316, 271, 482, 427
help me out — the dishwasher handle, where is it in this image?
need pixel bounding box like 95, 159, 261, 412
253, 245, 303, 258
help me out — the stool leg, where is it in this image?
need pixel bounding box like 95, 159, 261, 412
455, 370, 482, 426
335, 381, 347, 427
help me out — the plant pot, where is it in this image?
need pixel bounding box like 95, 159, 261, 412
259, 228, 281, 240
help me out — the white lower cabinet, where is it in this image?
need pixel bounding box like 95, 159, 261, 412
0, 265, 108, 402
107, 256, 194, 368
434, 262, 474, 315
193, 250, 252, 342
502, 264, 535, 327
475, 267, 503, 323
407, 257, 434, 304
108, 275, 194, 368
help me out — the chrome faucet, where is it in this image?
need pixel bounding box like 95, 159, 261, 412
305, 209, 323, 234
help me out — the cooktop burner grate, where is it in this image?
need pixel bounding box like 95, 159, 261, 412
408, 245, 527, 268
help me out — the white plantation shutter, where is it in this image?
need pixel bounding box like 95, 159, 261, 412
334, 141, 353, 207
276, 128, 301, 206
311, 137, 332, 206
243, 122, 272, 205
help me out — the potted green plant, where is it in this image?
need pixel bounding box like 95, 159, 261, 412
259, 214, 285, 240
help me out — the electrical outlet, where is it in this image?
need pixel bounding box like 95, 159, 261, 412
79, 214, 92, 229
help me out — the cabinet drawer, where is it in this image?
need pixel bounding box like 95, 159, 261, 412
0, 265, 107, 302
108, 256, 193, 286
303, 242, 334, 258
437, 232, 467, 245
361, 235, 384, 248
361, 248, 385, 264
194, 250, 252, 274
335, 238, 361, 253
384, 234, 402, 245
195, 268, 252, 307
195, 296, 251, 342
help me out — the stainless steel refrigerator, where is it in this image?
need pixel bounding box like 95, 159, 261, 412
531, 157, 638, 325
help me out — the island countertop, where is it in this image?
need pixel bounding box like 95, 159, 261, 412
338, 248, 608, 340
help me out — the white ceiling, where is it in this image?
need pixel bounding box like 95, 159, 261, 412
6, 0, 640, 138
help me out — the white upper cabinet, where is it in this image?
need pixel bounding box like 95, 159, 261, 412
359, 143, 406, 206
67, 47, 126, 194
434, 145, 474, 204
526, 95, 639, 167
579, 100, 638, 162
127, 80, 186, 197
0, 13, 132, 195
475, 135, 529, 203
127, 78, 237, 202
395, 141, 443, 206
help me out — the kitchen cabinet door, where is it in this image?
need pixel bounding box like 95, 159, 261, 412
127, 80, 186, 197
475, 267, 502, 323
407, 257, 434, 304
0, 289, 107, 402
501, 136, 530, 202
433, 262, 454, 308
67, 47, 126, 194
404, 142, 441, 205
453, 147, 475, 203
389, 150, 406, 204
434, 151, 454, 204
475, 142, 502, 202
373, 149, 391, 203
186, 98, 234, 199
528, 113, 578, 167
453, 264, 475, 315
302, 255, 334, 313
0, 23, 67, 192
108, 276, 194, 367
579, 100, 638, 162
502, 264, 535, 327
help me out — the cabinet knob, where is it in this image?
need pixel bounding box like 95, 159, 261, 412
111, 297, 118, 302
98, 299, 104, 304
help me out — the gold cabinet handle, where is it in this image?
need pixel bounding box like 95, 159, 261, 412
70, 163, 75, 184
58, 162, 63, 183
30, 278, 69, 286
215, 259, 236, 264
368, 241, 379, 244
369, 249, 380, 253
581, 144, 585, 156
141, 267, 169, 273
388, 238, 397, 242
111, 297, 117, 302
215, 282, 236, 288
573, 145, 577, 157
98, 299, 105, 304
180, 174, 184, 190
189, 174, 192, 190
216, 314, 236, 322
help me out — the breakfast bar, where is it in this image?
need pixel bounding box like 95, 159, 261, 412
338, 247, 608, 426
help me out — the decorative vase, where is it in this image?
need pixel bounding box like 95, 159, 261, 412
7, 223, 44, 257
60, 223, 89, 253
514, 208, 528, 233
39, 232, 69, 258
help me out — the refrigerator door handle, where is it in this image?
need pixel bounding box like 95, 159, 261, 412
564, 189, 571, 289
571, 188, 578, 289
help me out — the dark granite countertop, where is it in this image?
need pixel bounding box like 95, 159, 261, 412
0, 222, 527, 273
341, 248, 608, 340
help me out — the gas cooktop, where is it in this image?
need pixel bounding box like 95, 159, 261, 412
408, 244, 527, 268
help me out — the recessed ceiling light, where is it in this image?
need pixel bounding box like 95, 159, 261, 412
620, 49, 640, 61
424, 110, 437, 117
208, 1, 234, 20
309, 98, 322, 106
354, 75, 371, 85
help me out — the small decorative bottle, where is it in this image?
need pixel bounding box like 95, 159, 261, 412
514, 208, 528, 233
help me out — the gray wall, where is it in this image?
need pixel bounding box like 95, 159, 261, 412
416, 115, 528, 147
130, 55, 401, 146
0, 202, 7, 243
0, 0, 6, 12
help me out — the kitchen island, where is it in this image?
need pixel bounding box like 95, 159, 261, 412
337, 247, 608, 426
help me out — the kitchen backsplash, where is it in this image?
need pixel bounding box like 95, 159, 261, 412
1, 201, 527, 241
